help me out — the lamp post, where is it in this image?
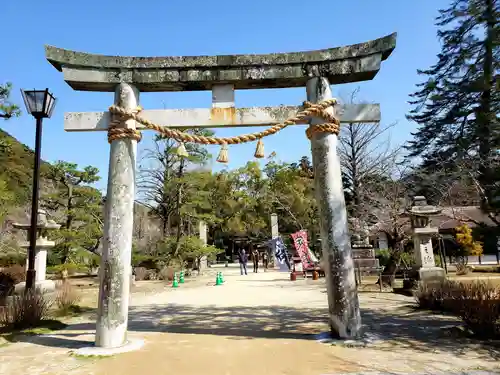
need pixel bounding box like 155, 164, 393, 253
20, 88, 57, 291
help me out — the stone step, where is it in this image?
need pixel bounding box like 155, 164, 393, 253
352, 248, 375, 259
354, 258, 380, 268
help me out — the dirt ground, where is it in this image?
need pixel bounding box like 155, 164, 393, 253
1, 268, 500, 375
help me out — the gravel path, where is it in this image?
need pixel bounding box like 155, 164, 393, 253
1, 267, 499, 375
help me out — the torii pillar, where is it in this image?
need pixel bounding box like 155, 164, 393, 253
45, 32, 396, 345
308, 76, 360, 338
199, 220, 208, 272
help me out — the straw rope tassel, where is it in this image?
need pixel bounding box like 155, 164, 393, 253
176, 142, 189, 157
217, 144, 229, 163
254, 138, 265, 158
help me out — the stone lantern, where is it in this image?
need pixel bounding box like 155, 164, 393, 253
349, 218, 378, 271
13, 209, 60, 293
408, 196, 445, 284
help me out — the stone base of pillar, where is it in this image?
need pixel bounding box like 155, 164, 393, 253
417, 267, 446, 285
74, 338, 145, 357
316, 332, 384, 346
14, 279, 56, 294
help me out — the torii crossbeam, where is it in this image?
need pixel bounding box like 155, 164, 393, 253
64, 103, 380, 132
45, 32, 396, 353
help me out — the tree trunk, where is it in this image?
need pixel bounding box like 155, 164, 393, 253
197, 257, 202, 276
61, 252, 69, 265
208, 226, 217, 247
162, 213, 169, 238
173, 159, 185, 258
61, 184, 74, 264
477, 0, 495, 209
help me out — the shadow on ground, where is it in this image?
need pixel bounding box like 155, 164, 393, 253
10, 301, 500, 361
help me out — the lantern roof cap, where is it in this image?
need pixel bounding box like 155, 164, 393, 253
409, 196, 442, 216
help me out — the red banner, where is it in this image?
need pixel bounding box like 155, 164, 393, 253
291, 230, 315, 269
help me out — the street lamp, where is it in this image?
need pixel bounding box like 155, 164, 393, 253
21, 88, 57, 291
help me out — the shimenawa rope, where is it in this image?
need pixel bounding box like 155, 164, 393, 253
107, 99, 340, 163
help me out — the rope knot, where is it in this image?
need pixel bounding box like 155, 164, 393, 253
107, 105, 143, 143
303, 99, 341, 140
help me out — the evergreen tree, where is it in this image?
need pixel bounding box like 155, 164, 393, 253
406, 0, 499, 215
42, 161, 102, 263
0, 83, 21, 119
137, 129, 213, 238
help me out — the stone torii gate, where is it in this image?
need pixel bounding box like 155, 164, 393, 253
45, 33, 396, 351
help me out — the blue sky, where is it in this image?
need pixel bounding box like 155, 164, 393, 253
1, 0, 448, 192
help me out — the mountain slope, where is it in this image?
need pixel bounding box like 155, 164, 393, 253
0, 128, 52, 206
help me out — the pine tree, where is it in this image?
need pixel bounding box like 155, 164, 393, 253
0, 83, 21, 119
406, 0, 499, 215
42, 161, 102, 263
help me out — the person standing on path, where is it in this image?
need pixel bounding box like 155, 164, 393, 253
262, 251, 269, 271
252, 247, 260, 273
238, 248, 248, 275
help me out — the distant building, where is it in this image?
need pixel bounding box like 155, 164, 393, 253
370, 206, 499, 261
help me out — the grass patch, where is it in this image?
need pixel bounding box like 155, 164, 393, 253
53, 304, 94, 318
21, 327, 56, 335
1, 318, 67, 334
69, 352, 109, 360
0, 319, 67, 342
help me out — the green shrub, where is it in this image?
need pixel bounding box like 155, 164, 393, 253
131, 236, 224, 274
375, 249, 391, 267
400, 252, 415, 267
0, 253, 25, 267
375, 249, 415, 268
131, 253, 147, 266
156, 236, 223, 265
46, 266, 57, 274
84, 254, 100, 275
132, 254, 158, 269
47, 251, 62, 267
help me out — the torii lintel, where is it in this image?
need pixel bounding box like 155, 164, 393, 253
44, 33, 396, 92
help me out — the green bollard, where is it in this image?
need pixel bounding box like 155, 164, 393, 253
179, 271, 185, 284
172, 273, 179, 288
